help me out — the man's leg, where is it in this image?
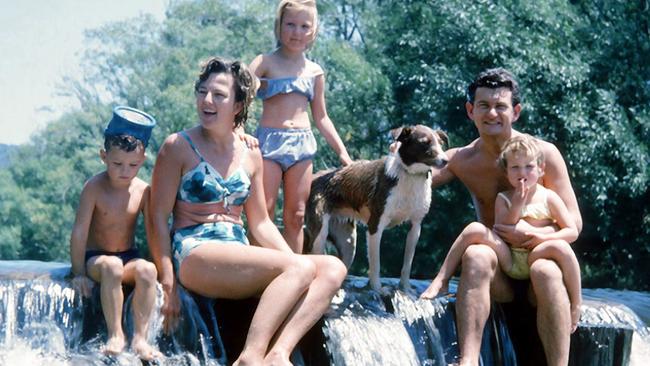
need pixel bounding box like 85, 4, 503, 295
529, 259, 571, 366
456, 244, 513, 366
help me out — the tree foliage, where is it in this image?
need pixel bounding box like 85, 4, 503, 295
0, 0, 647, 289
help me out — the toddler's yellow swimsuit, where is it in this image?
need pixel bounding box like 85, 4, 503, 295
497, 185, 554, 280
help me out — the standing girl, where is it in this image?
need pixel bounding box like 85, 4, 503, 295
250, 0, 353, 253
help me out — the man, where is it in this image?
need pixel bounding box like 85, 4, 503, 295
422, 68, 582, 366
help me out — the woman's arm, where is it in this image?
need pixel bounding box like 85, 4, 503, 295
310, 72, 353, 166
148, 133, 184, 331
243, 148, 294, 254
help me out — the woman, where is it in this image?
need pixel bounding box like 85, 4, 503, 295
149, 56, 347, 366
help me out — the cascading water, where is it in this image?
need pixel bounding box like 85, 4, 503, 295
1, 261, 649, 365
0, 261, 223, 365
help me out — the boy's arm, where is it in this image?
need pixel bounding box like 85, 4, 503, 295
311, 73, 353, 166
70, 182, 94, 276
69, 182, 96, 297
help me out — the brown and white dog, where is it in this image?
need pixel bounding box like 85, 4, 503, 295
304, 125, 448, 292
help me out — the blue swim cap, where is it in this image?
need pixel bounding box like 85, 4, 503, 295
104, 106, 156, 147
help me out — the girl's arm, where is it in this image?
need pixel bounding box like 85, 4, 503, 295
243, 148, 294, 254
531, 190, 579, 245
494, 192, 521, 225
310, 72, 353, 166
149, 134, 184, 331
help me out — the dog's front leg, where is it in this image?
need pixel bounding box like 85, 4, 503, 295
367, 225, 387, 293
400, 220, 422, 290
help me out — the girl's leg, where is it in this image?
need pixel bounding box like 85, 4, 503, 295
264, 255, 347, 365
86, 255, 126, 355
528, 240, 582, 332
281, 159, 313, 253
178, 244, 317, 365
421, 222, 512, 299
262, 159, 283, 221
122, 259, 162, 360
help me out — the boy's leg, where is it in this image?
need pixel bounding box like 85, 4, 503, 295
282, 159, 313, 253
421, 222, 512, 299
86, 255, 126, 354
528, 240, 582, 332
122, 259, 161, 360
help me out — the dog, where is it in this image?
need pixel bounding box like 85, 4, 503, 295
304, 125, 448, 292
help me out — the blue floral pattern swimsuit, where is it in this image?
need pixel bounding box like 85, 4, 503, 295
171, 131, 251, 274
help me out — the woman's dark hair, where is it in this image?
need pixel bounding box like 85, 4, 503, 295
194, 57, 255, 129
467, 67, 521, 106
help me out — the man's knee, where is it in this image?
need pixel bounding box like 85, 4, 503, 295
461, 244, 498, 279
529, 259, 565, 295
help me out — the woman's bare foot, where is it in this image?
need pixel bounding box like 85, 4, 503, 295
570, 303, 581, 333
264, 349, 293, 366
102, 334, 126, 355
420, 277, 449, 299
131, 336, 163, 361
233, 352, 264, 366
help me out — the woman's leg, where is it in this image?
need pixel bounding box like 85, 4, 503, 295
264, 254, 347, 364
281, 159, 313, 253
528, 240, 582, 332
421, 222, 512, 299
178, 243, 316, 365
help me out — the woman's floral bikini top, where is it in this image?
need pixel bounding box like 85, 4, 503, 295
176, 131, 251, 208
256, 75, 317, 101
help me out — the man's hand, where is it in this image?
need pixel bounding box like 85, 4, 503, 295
493, 221, 535, 248
71, 275, 94, 298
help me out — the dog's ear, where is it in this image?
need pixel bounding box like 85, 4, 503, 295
436, 130, 449, 147
390, 127, 403, 141
392, 126, 413, 142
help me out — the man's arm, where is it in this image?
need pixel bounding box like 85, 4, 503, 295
541, 142, 582, 233
431, 147, 458, 188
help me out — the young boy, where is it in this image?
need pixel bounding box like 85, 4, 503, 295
70, 106, 161, 360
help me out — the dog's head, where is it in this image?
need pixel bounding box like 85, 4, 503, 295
390, 125, 449, 174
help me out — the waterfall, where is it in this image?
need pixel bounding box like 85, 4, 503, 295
1, 261, 649, 365
0, 260, 224, 365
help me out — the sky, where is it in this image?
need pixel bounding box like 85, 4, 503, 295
0, 0, 167, 145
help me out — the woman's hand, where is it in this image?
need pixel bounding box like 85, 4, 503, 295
161, 282, 181, 334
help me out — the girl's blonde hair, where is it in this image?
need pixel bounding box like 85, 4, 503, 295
498, 134, 545, 170
274, 0, 319, 49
